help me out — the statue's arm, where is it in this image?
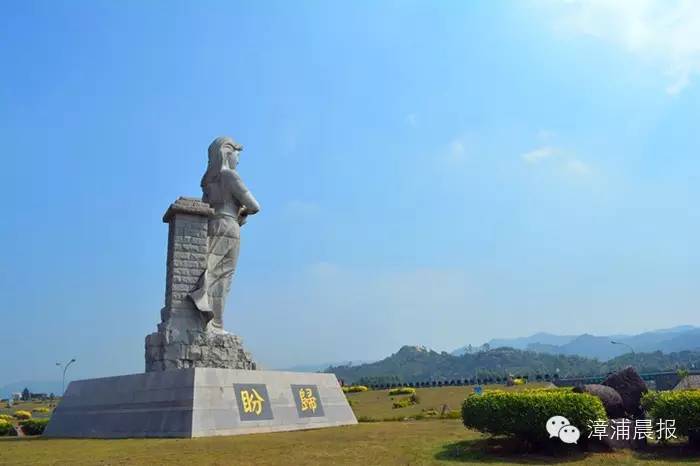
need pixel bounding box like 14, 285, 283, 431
221, 168, 260, 215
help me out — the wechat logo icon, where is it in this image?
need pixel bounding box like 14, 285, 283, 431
546, 415, 581, 444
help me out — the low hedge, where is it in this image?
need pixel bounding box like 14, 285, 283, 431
462, 389, 606, 444
0, 414, 13, 422
33, 407, 50, 414
441, 409, 462, 419
392, 399, 411, 409
388, 387, 416, 396
13, 410, 31, 420
20, 418, 50, 436
342, 385, 368, 393
392, 392, 420, 409
642, 390, 700, 444
0, 419, 16, 436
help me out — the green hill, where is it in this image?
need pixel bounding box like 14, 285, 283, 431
328, 345, 700, 384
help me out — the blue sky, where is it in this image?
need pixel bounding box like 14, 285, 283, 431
1, 0, 699, 385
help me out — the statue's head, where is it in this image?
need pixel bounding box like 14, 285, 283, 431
201, 136, 243, 196
208, 136, 243, 171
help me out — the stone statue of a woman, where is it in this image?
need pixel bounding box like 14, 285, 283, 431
189, 136, 260, 333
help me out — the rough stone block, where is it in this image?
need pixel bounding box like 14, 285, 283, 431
145, 330, 255, 372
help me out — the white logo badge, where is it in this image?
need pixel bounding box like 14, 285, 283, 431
546, 415, 580, 444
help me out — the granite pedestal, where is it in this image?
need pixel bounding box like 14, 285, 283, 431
44, 368, 356, 438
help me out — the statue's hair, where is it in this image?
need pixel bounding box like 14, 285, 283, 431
201, 136, 243, 202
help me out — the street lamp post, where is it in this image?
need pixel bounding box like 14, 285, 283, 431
611, 341, 635, 355
56, 359, 77, 396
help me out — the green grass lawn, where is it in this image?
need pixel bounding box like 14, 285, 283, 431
2, 419, 698, 465
1, 386, 698, 465
348, 383, 547, 420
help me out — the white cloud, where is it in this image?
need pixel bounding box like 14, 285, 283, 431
542, 0, 700, 94
521, 146, 558, 164
520, 132, 592, 176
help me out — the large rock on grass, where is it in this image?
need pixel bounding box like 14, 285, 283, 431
573, 384, 625, 418
673, 375, 700, 390
602, 367, 647, 418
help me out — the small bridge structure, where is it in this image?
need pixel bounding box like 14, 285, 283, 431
359, 370, 700, 391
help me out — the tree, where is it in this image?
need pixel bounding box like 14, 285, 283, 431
21, 387, 30, 401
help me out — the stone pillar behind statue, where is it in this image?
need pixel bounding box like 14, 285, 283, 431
161, 197, 212, 333
145, 197, 255, 372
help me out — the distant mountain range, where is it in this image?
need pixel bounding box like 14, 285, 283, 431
452, 325, 700, 361
280, 360, 374, 373
329, 345, 700, 385
6, 326, 698, 398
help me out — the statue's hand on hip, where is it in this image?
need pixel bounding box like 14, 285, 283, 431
237, 206, 248, 226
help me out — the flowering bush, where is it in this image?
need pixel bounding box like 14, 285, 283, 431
20, 418, 50, 436
392, 397, 414, 409
13, 410, 31, 420
342, 386, 368, 393
0, 419, 16, 436
388, 387, 416, 396
392, 393, 419, 409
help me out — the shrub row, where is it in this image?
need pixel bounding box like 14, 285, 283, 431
642, 390, 700, 444
0, 419, 16, 436
388, 387, 416, 396
0, 414, 14, 422
20, 418, 50, 436
342, 385, 368, 393
462, 389, 606, 444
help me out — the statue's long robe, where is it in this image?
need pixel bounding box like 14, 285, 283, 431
189, 215, 240, 330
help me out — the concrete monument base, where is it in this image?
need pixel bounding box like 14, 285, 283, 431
44, 368, 356, 438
